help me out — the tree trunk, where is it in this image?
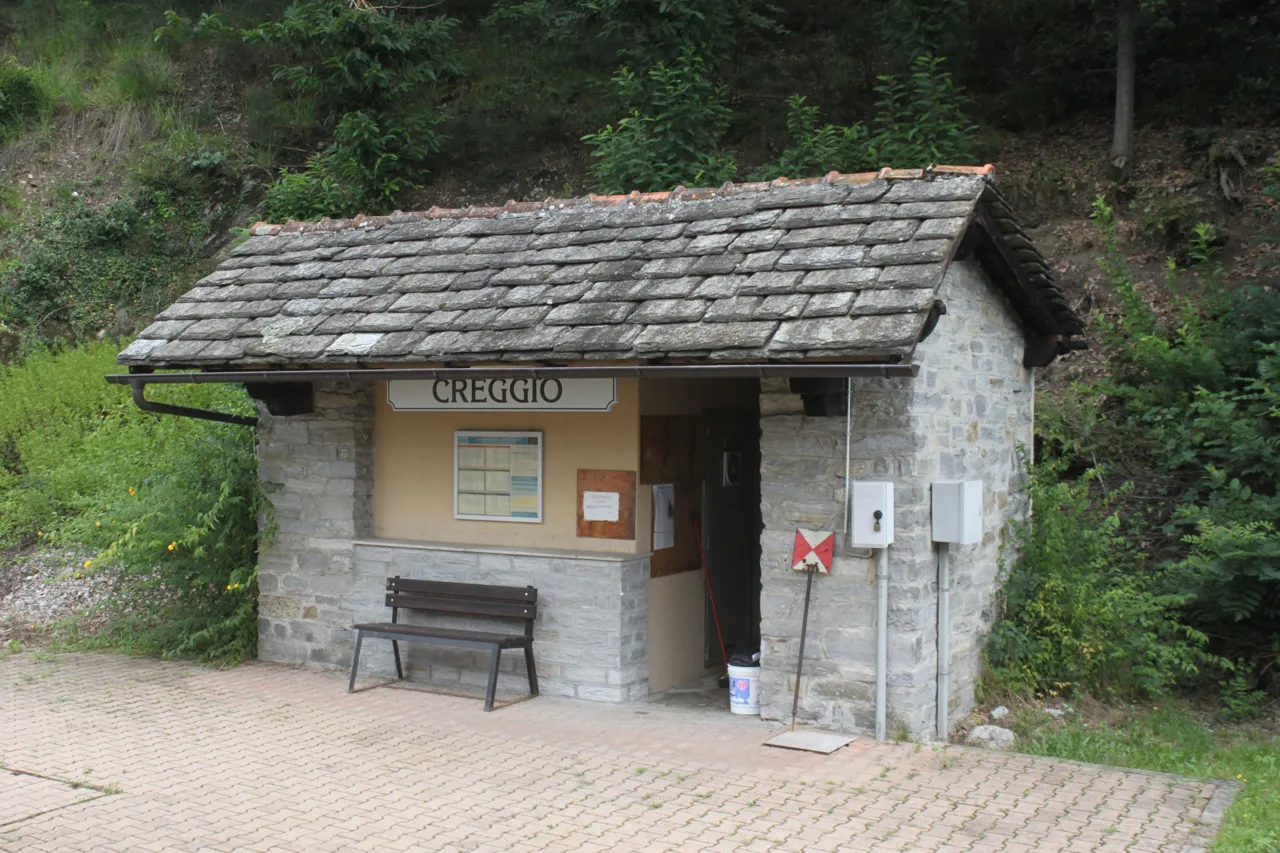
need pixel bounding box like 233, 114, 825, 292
1110, 0, 1137, 183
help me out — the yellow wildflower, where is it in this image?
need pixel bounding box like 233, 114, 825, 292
167, 542, 176, 551
226, 585, 232, 591
36, 531, 42, 537
128, 487, 136, 496
95, 521, 101, 527
74, 573, 82, 579
83, 560, 91, 568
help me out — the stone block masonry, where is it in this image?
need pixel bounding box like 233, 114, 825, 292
756, 260, 1034, 739
257, 379, 374, 669
350, 542, 650, 702
255, 379, 650, 702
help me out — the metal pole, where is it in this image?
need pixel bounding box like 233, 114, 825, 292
875, 547, 889, 742
936, 543, 951, 742
789, 567, 815, 732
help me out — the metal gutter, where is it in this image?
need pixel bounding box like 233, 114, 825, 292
107, 362, 920, 387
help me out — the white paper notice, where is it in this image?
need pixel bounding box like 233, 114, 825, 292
582, 491, 620, 522
652, 483, 674, 550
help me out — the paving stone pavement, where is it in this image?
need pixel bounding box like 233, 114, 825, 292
1, 654, 1229, 852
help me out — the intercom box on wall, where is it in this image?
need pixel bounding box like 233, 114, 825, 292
849, 481, 894, 547
931, 480, 983, 544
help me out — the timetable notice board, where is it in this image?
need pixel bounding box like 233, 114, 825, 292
455, 431, 543, 522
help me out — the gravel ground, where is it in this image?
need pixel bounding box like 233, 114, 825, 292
0, 548, 115, 647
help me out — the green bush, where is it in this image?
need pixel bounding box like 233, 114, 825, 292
986, 477, 1209, 699
0, 54, 40, 130
0, 341, 264, 664
752, 55, 978, 180
0, 134, 248, 332
584, 49, 735, 193
866, 54, 978, 168
163, 1, 461, 220
1027, 195, 1280, 692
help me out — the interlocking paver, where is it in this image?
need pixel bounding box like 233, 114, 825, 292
0, 654, 1231, 852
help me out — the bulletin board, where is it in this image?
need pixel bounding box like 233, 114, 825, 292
576, 469, 636, 540
455, 431, 543, 522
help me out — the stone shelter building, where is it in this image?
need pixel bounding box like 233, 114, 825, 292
115, 166, 1082, 739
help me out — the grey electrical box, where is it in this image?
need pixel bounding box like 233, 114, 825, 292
932, 480, 982, 544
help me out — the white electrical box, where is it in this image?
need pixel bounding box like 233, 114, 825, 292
932, 480, 983, 544
849, 481, 894, 547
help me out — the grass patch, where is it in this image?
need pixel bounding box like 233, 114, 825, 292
1011, 703, 1279, 852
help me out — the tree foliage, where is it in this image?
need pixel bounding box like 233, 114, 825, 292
583, 49, 735, 193
160, 1, 461, 220
1024, 192, 1280, 692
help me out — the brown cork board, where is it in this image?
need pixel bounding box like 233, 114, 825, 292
576, 469, 636, 540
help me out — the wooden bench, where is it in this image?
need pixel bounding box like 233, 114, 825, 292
348, 577, 538, 710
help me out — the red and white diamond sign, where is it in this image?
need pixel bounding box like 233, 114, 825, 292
792, 529, 835, 573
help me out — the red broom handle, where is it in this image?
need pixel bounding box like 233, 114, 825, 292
692, 520, 729, 668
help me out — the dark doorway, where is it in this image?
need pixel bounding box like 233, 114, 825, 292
702, 410, 762, 666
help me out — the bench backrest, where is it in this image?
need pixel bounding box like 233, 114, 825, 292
385, 577, 538, 635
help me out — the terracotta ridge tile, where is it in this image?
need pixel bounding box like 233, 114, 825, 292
248, 166, 990, 233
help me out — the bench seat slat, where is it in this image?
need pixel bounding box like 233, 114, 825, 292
386, 578, 537, 604
353, 622, 531, 649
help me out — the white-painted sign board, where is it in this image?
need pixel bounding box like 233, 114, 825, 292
652, 484, 674, 550
389, 378, 617, 411
582, 491, 620, 522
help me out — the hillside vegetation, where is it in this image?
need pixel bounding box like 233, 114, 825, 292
0, 5, 1277, 830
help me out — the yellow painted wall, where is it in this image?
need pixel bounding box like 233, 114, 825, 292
648, 570, 709, 692
373, 378, 641, 553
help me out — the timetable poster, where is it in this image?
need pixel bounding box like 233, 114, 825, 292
455, 431, 543, 522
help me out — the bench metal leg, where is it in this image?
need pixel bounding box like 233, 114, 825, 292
484, 646, 502, 712
524, 644, 539, 696
392, 640, 404, 680
348, 631, 364, 693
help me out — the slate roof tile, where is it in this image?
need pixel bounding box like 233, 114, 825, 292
776, 245, 867, 270
704, 296, 761, 322
754, 294, 810, 320
634, 321, 778, 353
122, 169, 1081, 367
740, 271, 805, 296
627, 299, 708, 324
798, 268, 883, 292
776, 224, 866, 250
693, 275, 747, 299
866, 239, 952, 265
853, 288, 936, 315
394, 272, 458, 293
545, 301, 636, 326
183, 318, 246, 340
803, 291, 857, 317
727, 230, 784, 253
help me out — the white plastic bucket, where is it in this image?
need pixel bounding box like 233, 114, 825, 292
727, 664, 761, 715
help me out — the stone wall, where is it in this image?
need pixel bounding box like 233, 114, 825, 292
257, 380, 374, 668
255, 380, 650, 701
349, 542, 650, 702
756, 261, 1033, 738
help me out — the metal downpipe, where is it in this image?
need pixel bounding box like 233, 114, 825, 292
937, 542, 952, 742
130, 381, 257, 427
875, 546, 889, 742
